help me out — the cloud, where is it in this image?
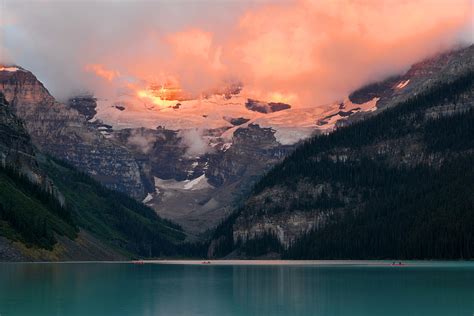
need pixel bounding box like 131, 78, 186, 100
2, 0, 472, 105
126, 129, 156, 154
84, 64, 120, 82
178, 128, 212, 157
231, 0, 473, 104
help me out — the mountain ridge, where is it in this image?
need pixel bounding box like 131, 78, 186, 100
208, 46, 474, 259
1, 45, 472, 260
0, 92, 191, 261
0, 68, 147, 198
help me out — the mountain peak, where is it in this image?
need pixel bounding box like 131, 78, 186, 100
0, 65, 28, 73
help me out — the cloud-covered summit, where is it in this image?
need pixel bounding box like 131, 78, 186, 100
1, 0, 472, 106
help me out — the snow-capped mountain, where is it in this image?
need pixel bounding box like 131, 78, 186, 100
1, 45, 470, 237
90, 84, 378, 144
75, 46, 471, 235
67, 76, 380, 234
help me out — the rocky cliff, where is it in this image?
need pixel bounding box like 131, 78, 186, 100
0, 92, 118, 261
0, 91, 187, 261
105, 123, 297, 235
0, 92, 64, 200
0, 65, 303, 235
0, 67, 146, 198
0, 92, 38, 174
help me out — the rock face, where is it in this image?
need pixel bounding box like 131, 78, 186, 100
0, 90, 184, 261
108, 123, 296, 235
0, 92, 37, 171
208, 44, 474, 258
207, 124, 294, 187
245, 99, 291, 113
0, 68, 146, 198
67, 95, 98, 120
0, 92, 123, 261
0, 66, 300, 235
0, 92, 58, 195
224, 116, 250, 126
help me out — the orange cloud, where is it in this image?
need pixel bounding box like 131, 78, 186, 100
230, 0, 472, 105
84, 64, 120, 81
79, 0, 472, 107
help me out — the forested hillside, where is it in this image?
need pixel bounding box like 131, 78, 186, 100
209, 70, 474, 259
0, 165, 78, 250
41, 158, 186, 256
0, 157, 193, 259
0, 92, 190, 261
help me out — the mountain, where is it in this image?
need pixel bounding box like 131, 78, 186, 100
0, 92, 188, 261
0, 66, 146, 198
68, 95, 320, 235
0, 92, 42, 182
208, 45, 474, 259
0, 67, 305, 235
110, 123, 297, 235
1, 45, 471, 243
61, 79, 379, 235
71, 45, 473, 237
0, 58, 385, 236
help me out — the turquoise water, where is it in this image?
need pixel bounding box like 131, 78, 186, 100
0, 262, 473, 316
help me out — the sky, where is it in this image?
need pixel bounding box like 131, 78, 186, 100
1, 0, 473, 106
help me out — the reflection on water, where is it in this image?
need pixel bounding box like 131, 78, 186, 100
0, 262, 473, 316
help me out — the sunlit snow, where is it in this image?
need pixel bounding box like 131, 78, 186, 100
0, 66, 21, 72
92, 91, 379, 146
395, 80, 410, 89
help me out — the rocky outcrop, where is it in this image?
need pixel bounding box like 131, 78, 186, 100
0, 68, 146, 198
107, 123, 295, 235
233, 209, 330, 248
245, 99, 291, 113
0, 92, 37, 172
223, 116, 250, 126
0, 91, 123, 261
0, 92, 59, 196
207, 124, 293, 187
67, 95, 98, 120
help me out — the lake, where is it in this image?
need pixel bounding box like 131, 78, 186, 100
0, 261, 473, 316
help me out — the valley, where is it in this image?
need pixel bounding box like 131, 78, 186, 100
0, 45, 472, 260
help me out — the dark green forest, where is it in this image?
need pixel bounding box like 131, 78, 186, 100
41, 157, 188, 257
1, 90, 198, 258
0, 165, 78, 249
253, 71, 473, 194
0, 157, 200, 257
284, 155, 474, 259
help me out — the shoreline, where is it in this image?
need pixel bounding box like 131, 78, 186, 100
2, 259, 473, 266
137, 259, 474, 266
